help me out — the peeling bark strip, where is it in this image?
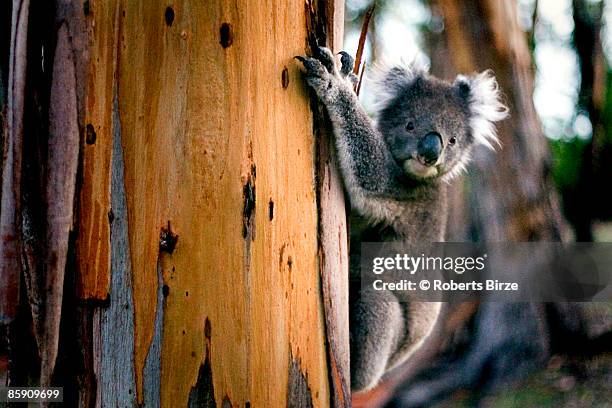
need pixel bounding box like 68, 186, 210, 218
95, 91, 138, 408
73, 0, 119, 301
0, 0, 29, 323
288, 354, 314, 408
307, 1, 351, 406
142, 262, 164, 407
41, 23, 80, 385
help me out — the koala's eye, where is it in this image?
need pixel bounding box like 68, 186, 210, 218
405, 121, 415, 131
449, 136, 457, 145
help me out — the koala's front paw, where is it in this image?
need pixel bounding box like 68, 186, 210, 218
295, 46, 356, 102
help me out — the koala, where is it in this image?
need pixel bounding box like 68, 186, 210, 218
297, 47, 507, 392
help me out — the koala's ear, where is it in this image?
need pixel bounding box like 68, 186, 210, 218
368, 62, 422, 112
454, 70, 508, 149
376, 65, 418, 91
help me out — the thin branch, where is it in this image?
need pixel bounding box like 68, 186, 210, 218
356, 61, 366, 96
353, 3, 375, 76
353, 3, 375, 95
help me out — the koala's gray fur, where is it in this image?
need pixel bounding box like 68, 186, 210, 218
297, 47, 507, 392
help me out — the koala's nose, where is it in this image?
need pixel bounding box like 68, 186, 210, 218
417, 132, 443, 166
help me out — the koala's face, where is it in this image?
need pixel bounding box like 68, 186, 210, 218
378, 76, 473, 181
374, 69, 507, 182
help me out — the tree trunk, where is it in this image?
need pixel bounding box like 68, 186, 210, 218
0, 1, 350, 407
569, 0, 607, 240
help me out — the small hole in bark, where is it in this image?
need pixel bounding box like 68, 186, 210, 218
165, 6, 175, 26
159, 221, 179, 254
108, 209, 114, 224
83, 0, 90, 15
162, 284, 170, 298
220, 23, 233, 48
185, 291, 189, 297
268, 199, 274, 221
85, 124, 96, 145
281, 67, 289, 89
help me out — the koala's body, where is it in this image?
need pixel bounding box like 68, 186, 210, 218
297, 47, 507, 392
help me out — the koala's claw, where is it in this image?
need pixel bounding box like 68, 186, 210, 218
338, 51, 359, 86
314, 46, 337, 74
295, 55, 327, 77
338, 51, 354, 76
296, 46, 357, 100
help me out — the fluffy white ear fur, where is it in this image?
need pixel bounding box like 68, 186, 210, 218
366, 59, 425, 115
455, 70, 509, 150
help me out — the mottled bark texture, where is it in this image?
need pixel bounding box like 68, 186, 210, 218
0, 0, 349, 406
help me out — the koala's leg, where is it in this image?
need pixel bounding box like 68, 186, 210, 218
350, 289, 405, 392
296, 47, 405, 208
387, 301, 441, 371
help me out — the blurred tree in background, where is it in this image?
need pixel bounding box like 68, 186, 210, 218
346, 1, 612, 407
560, 0, 608, 241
